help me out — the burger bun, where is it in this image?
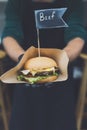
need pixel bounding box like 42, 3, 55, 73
37, 75, 58, 83
24, 56, 58, 71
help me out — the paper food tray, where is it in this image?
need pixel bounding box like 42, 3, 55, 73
0, 46, 69, 84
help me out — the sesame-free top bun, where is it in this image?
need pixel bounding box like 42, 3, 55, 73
24, 56, 58, 70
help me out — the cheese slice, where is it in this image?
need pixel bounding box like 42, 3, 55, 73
21, 67, 55, 76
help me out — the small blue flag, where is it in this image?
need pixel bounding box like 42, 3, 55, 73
35, 8, 68, 29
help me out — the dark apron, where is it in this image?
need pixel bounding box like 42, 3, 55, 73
9, 1, 77, 130
21, 0, 68, 49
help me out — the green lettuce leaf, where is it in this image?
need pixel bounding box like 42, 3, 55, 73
17, 72, 58, 84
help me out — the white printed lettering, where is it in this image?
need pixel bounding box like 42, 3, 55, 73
40, 11, 55, 22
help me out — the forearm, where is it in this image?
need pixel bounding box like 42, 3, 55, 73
64, 37, 85, 62
2, 37, 25, 62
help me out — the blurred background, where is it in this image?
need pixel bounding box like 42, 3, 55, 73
0, 0, 87, 130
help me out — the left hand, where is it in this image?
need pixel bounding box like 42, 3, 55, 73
63, 37, 85, 62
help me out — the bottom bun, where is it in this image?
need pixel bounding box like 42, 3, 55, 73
37, 75, 58, 84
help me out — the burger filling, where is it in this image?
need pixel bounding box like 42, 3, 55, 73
17, 67, 60, 84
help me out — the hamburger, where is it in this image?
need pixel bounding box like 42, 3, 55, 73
17, 56, 60, 84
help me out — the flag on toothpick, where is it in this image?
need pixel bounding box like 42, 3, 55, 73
35, 8, 68, 29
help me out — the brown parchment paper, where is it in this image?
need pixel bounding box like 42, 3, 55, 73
0, 46, 69, 84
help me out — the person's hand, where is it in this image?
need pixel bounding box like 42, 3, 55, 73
64, 37, 84, 62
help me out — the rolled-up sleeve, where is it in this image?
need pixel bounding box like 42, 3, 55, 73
1, 0, 24, 44
64, 0, 87, 43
